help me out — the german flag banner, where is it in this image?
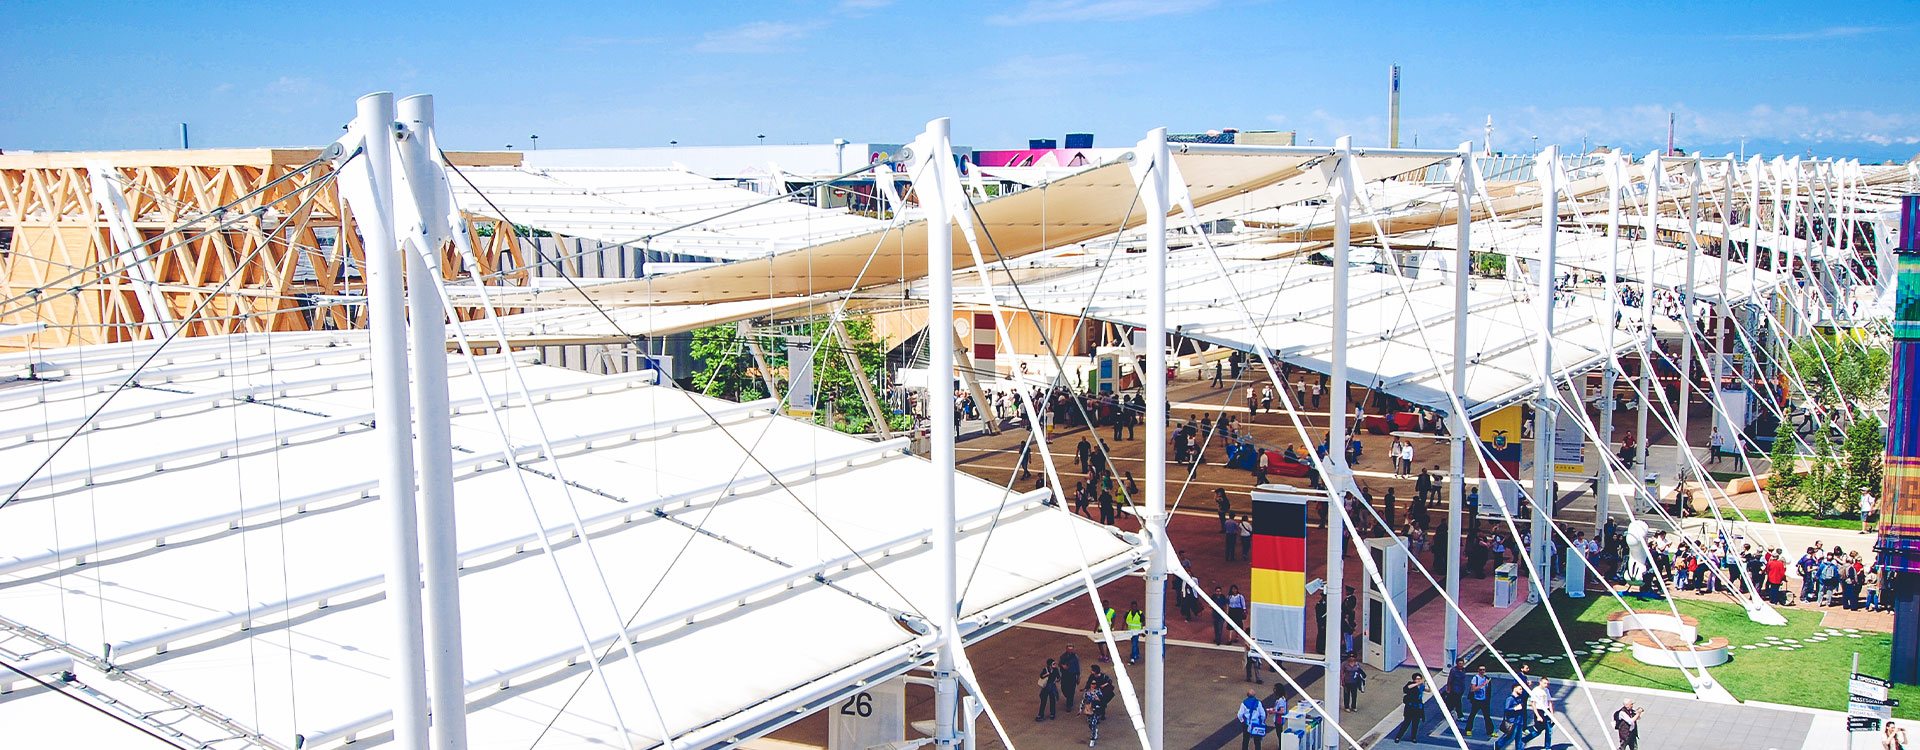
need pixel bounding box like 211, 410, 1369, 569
1249, 486, 1312, 654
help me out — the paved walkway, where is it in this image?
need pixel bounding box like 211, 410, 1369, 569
1377, 676, 1819, 750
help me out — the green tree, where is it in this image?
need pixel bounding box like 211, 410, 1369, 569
1787, 334, 1891, 415
805, 317, 912, 435
689, 324, 774, 402
1767, 418, 1802, 511
1843, 416, 1885, 506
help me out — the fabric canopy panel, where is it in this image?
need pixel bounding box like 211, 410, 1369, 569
0, 333, 1144, 750
470, 149, 1453, 308
451, 166, 885, 261
951, 247, 1618, 419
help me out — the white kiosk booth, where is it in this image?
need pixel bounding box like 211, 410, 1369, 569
1361, 536, 1408, 671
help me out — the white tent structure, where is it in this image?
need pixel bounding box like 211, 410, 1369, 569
0, 331, 1143, 749
449, 166, 886, 262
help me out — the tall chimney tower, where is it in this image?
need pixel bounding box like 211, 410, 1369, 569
1388, 64, 1401, 148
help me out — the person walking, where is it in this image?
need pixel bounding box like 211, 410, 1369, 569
1612, 699, 1643, 750
1081, 681, 1104, 745
1211, 586, 1228, 645
1237, 689, 1270, 750
1493, 684, 1529, 750
1238, 515, 1255, 561
1036, 658, 1061, 721
1058, 645, 1081, 705
1228, 586, 1248, 630
1244, 644, 1265, 684
1389, 673, 1428, 742
1212, 361, 1224, 388
1341, 657, 1366, 711
1463, 665, 1494, 737
1442, 659, 1467, 722
1125, 603, 1145, 664
1224, 513, 1240, 561
1526, 678, 1554, 749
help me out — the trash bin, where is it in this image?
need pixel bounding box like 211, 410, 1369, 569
1642, 472, 1659, 513
1493, 563, 1518, 608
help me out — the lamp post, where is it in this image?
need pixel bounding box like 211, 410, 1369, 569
1531, 135, 1539, 155
529, 134, 539, 150
758, 134, 766, 146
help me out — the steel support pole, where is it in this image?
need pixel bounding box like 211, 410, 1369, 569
1142, 127, 1170, 750
1323, 136, 1353, 750
1444, 144, 1472, 666
360, 91, 432, 750
1636, 152, 1659, 499
396, 94, 469, 750
923, 117, 961, 750
1529, 146, 1559, 603
1675, 161, 1701, 491
1598, 153, 1622, 530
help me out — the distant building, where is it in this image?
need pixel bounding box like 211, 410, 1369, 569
1169, 129, 1296, 146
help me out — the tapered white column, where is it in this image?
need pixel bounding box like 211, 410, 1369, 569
360, 90, 432, 750
396, 94, 469, 750
1597, 153, 1623, 529
922, 117, 961, 750
1635, 152, 1660, 494
1141, 127, 1171, 750
1323, 136, 1353, 750
1444, 144, 1472, 665
1528, 146, 1559, 603
1674, 160, 1701, 489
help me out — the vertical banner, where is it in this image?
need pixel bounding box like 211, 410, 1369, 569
1879, 195, 1920, 572
1552, 392, 1586, 474
972, 311, 997, 377
1249, 487, 1309, 654
827, 677, 905, 750
787, 337, 816, 418
1476, 403, 1524, 481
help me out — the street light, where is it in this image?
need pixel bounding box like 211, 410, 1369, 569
529, 134, 539, 150
669, 140, 678, 147
757, 134, 766, 145
1530, 135, 1539, 154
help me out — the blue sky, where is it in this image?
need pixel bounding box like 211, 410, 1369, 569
4, 0, 1917, 161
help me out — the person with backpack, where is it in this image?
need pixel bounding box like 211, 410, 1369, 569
1462, 665, 1495, 737
1237, 689, 1270, 750
1613, 699, 1643, 750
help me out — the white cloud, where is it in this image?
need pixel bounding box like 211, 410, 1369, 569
1735, 25, 1889, 41
836, 0, 894, 13
695, 21, 825, 53
987, 0, 1217, 26
984, 53, 1139, 82
262, 76, 316, 96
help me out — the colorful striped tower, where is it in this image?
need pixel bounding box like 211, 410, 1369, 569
1249, 486, 1310, 654
1882, 194, 1920, 683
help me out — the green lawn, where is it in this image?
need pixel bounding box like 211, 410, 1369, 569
1472, 593, 1912, 717
1725, 505, 1868, 531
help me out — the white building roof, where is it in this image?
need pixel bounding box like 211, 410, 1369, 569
451, 166, 886, 261
0, 332, 1142, 750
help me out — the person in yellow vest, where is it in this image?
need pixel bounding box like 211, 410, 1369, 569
1098, 606, 1116, 663
1126, 602, 1145, 664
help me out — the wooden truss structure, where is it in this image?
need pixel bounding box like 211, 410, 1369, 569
0, 148, 530, 351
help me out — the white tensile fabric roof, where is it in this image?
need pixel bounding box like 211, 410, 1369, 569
950, 247, 1616, 419
451, 166, 886, 261
0, 333, 1142, 749
467, 147, 1450, 308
